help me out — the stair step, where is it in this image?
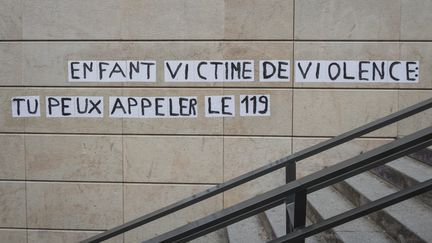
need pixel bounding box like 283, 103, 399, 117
307, 186, 393, 243
371, 157, 432, 208
259, 204, 286, 238
334, 172, 432, 242
190, 229, 229, 243
409, 147, 432, 166
227, 215, 271, 243
258, 204, 322, 243
304, 224, 325, 243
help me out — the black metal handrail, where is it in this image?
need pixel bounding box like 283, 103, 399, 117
143, 126, 432, 242
269, 178, 432, 243
82, 97, 432, 243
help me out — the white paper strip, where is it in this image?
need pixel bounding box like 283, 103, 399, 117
109, 96, 198, 118
295, 60, 419, 83
11, 96, 41, 117
239, 95, 270, 116
46, 96, 104, 117
259, 60, 290, 82
68, 60, 156, 82
205, 96, 235, 117
164, 60, 254, 82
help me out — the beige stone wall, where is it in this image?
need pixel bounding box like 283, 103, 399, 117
0, 0, 431, 242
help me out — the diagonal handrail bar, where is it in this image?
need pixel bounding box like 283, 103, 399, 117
269, 178, 432, 243
82, 97, 432, 243
142, 126, 432, 243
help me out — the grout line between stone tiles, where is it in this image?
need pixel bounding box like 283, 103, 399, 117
292, 0, 296, 178
2, 39, 432, 42
3, 86, 428, 91
0, 132, 396, 139
2, 86, 431, 92
0, 226, 106, 232
397, 87, 401, 138
121, 129, 125, 227
222, 88, 225, 209
3, 179, 219, 186
399, 0, 402, 42
23, 133, 28, 243
21, 85, 29, 242
293, 0, 296, 43
397, 39, 402, 138
23, 87, 29, 243
121, 88, 126, 242
222, 39, 227, 210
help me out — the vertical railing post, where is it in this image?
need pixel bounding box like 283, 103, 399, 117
293, 190, 307, 243
285, 162, 296, 233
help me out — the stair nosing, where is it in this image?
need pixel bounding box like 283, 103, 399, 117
370, 157, 432, 208
226, 215, 271, 243
335, 172, 432, 243
307, 186, 393, 243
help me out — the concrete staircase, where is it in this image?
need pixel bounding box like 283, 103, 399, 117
224, 148, 432, 243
